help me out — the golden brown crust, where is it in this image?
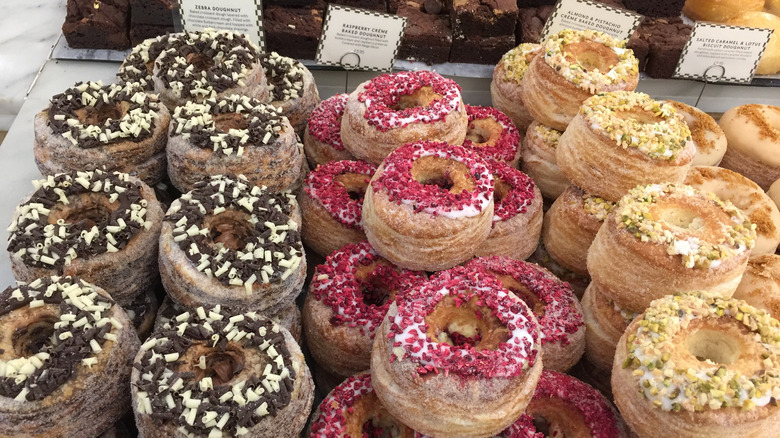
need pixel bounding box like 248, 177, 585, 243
298, 187, 366, 259
682, 0, 764, 22
733, 254, 780, 319
521, 121, 569, 200
474, 184, 543, 261
581, 282, 623, 373
490, 63, 535, 134
719, 104, 780, 190
302, 130, 355, 169
542, 186, 605, 275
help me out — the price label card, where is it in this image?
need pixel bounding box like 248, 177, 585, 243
540, 0, 643, 42
316, 5, 407, 72
176, 0, 265, 51
674, 23, 773, 84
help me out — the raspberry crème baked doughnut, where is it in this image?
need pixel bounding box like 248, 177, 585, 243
465, 256, 585, 372
132, 305, 313, 438
733, 254, 780, 319
581, 282, 637, 373
521, 121, 568, 200
7, 170, 164, 306
304, 241, 426, 379
0, 276, 139, 437
522, 29, 639, 131
665, 100, 727, 166
362, 141, 494, 271
719, 104, 780, 190
474, 160, 543, 261
117, 34, 179, 91
303, 94, 355, 168
490, 43, 542, 133
558, 91, 695, 202
260, 52, 319, 136
299, 160, 376, 258
371, 266, 543, 437
34, 81, 170, 186
462, 105, 522, 168
613, 293, 780, 438
167, 95, 303, 194
341, 71, 468, 165
159, 174, 305, 314
588, 183, 755, 313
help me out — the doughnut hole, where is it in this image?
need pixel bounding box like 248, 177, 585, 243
392, 86, 442, 110
180, 343, 247, 386
335, 172, 370, 201
411, 156, 476, 194
649, 197, 730, 239
686, 327, 742, 365
187, 52, 215, 72
48, 193, 119, 230
466, 118, 502, 147
10, 311, 58, 357
494, 273, 546, 316
354, 260, 395, 307
425, 296, 509, 350
615, 109, 664, 126
673, 319, 766, 377
562, 40, 619, 73
343, 391, 406, 437
204, 210, 256, 251
527, 399, 588, 438
213, 112, 250, 132
493, 177, 511, 208
74, 102, 127, 126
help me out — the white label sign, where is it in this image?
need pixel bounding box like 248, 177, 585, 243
316, 5, 406, 72
177, 0, 265, 51
540, 0, 643, 42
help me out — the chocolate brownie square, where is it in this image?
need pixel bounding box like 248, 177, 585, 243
397, 1, 452, 64
129, 0, 173, 26
63, 0, 131, 50
516, 6, 552, 43
129, 23, 174, 45
447, 0, 518, 39
449, 34, 514, 64
638, 17, 692, 78
266, 0, 321, 5
627, 32, 649, 70
623, 0, 685, 17
517, 0, 556, 6
327, 0, 388, 12
265, 6, 325, 59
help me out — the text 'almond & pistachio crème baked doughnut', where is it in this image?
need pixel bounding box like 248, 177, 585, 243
303, 94, 355, 168
159, 174, 305, 315
719, 104, 780, 190
0, 276, 139, 437
521, 121, 568, 200
461, 105, 522, 168
259, 51, 319, 136
665, 100, 727, 166
371, 266, 543, 438
362, 141, 494, 272
612, 293, 780, 438
341, 71, 467, 165
587, 183, 755, 313
490, 43, 542, 134
7, 170, 163, 306
167, 94, 303, 194
521, 29, 639, 131
34, 81, 170, 186
582, 282, 638, 373
733, 254, 780, 319
132, 305, 313, 438
558, 92, 695, 202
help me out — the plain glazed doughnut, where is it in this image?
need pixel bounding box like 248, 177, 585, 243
665, 100, 727, 166
259, 51, 320, 135
612, 293, 780, 438
462, 105, 522, 167
521, 121, 568, 200
733, 254, 780, 319
341, 71, 468, 165
362, 141, 494, 271
490, 43, 542, 134
719, 104, 780, 190
303, 94, 355, 168
726, 12, 780, 75
682, 0, 763, 22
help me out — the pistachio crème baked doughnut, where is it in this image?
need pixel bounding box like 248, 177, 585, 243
733, 254, 780, 319
462, 105, 522, 168
719, 104, 780, 190
612, 293, 780, 438
341, 71, 468, 165
362, 141, 494, 271
7, 170, 163, 306
582, 282, 638, 373
132, 305, 313, 437
543, 186, 616, 275
260, 52, 319, 136
490, 43, 542, 134
34, 81, 170, 186
587, 183, 755, 313
521, 29, 639, 131
303, 94, 355, 168
167, 95, 303, 194
521, 121, 568, 200
299, 160, 376, 258
371, 266, 543, 437
665, 100, 727, 166
159, 174, 305, 314
557, 92, 695, 202
0, 276, 139, 437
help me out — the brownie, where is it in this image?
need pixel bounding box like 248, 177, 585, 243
447, 0, 518, 39
265, 0, 321, 5
449, 34, 515, 64
623, 0, 684, 17
638, 17, 692, 78
63, 0, 131, 50
129, 0, 173, 26
265, 6, 325, 59
517, 0, 556, 5
327, 0, 388, 11
516, 6, 552, 44
397, 1, 452, 64
129, 23, 174, 45
627, 32, 649, 70
388, 0, 403, 12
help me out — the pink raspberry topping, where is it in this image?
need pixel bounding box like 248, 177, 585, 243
307, 93, 348, 151
310, 373, 373, 437
487, 160, 537, 223
462, 105, 521, 163
305, 160, 376, 229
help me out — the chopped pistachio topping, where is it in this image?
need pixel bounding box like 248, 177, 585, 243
582, 194, 615, 221
533, 123, 562, 148
500, 43, 542, 83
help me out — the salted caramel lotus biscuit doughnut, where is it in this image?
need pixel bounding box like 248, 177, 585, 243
588, 183, 755, 313
462, 105, 522, 168
0, 276, 139, 437
304, 241, 426, 379
733, 254, 780, 319
522, 29, 639, 131
152, 29, 269, 109
117, 34, 181, 91
543, 186, 615, 275
159, 174, 306, 314
303, 94, 355, 168
466, 256, 585, 373
719, 104, 780, 190
7, 170, 164, 306
260, 52, 319, 136
167, 95, 303, 194
685, 166, 780, 256
341, 71, 468, 165
299, 160, 376, 258
362, 141, 494, 272
521, 121, 568, 200
581, 282, 637, 373
132, 305, 313, 438
613, 293, 780, 438
527, 243, 590, 299
665, 100, 727, 166
558, 92, 695, 202
490, 43, 542, 134
34, 80, 170, 186
474, 160, 543, 261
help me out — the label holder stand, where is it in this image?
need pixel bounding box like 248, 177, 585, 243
694, 64, 726, 107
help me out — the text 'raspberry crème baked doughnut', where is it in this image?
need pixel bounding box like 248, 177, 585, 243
260, 51, 319, 136
522, 29, 639, 131
473, 160, 543, 261
341, 71, 468, 165
521, 121, 568, 200
371, 266, 542, 437
303, 94, 355, 168
117, 34, 179, 91
7, 170, 163, 306
34, 81, 170, 186
166, 95, 303, 194
152, 29, 269, 109
132, 305, 313, 437
612, 293, 780, 438
158, 174, 305, 314
490, 43, 542, 134
462, 105, 522, 168
465, 256, 585, 373
558, 91, 695, 202
362, 141, 494, 272
581, 282, 638, 374
665, 100, 727, 166
719, 104, 780, 191
733, 254, 780, 320
299, 160, 376, 258
304, 241, 427, 378
0, 276, 139, 437
587, 183, 755, 313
